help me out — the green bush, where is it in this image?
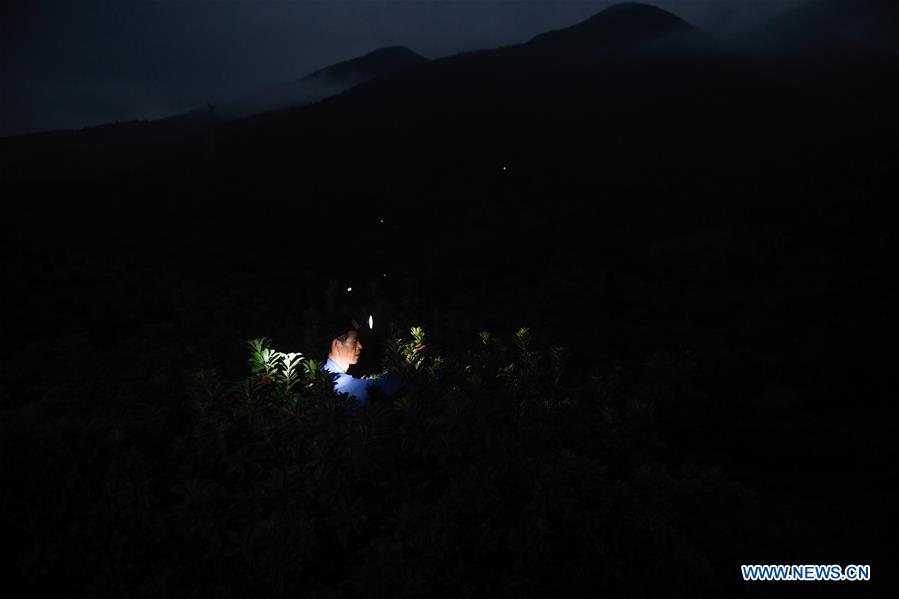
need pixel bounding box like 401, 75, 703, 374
4, 327, 758, 598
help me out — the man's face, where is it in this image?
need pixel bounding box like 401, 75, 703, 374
333, 329, 363, 366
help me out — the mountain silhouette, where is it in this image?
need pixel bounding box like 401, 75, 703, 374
3, 2, 898, 188
212, 46, 428, 120
222, 2, 753, 168
0, 45, 427, 179
526, 2, 713, 54
300, 46, 428, 84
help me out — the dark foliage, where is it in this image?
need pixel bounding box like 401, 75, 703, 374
2, 2, 896, 596
3, 327, 766, 597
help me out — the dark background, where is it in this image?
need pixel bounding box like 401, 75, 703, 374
2, 0, 804, 137
2, 1, 897, 596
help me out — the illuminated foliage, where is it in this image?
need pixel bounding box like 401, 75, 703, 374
4, 325, 760, 598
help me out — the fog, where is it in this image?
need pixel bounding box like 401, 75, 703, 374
2, 1, 806, 136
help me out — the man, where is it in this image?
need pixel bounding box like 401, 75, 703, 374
323, 320, 424, 405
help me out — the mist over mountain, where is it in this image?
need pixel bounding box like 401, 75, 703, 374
212, 46, 427, 120
794, 0, 899, 53
4, 1, 898, 184
302, 46, 428, 84
526, 2, 714, 54
729, 0, 899, 55
0, 45, 429, 181
2, 0, 819, 137
218, 1, 896, 177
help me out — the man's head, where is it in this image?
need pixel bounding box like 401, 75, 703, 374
328, 324, 363, 371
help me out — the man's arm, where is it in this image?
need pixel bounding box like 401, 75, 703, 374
333, 372, 375, 404
333, 344, 426, 403
371, 371, 401, 397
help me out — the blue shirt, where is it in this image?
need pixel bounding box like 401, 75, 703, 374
323, 358, 402, 405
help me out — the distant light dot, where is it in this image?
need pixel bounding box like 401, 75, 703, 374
379, 218, 384, 223
368, 315, 374, 329
382, 273, 387, 277
346, 287, 352, 292
502, 166, 507, 171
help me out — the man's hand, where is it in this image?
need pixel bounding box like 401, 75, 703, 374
405, 343, 427, 364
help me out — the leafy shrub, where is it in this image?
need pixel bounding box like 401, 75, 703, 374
4, 326, 759, 598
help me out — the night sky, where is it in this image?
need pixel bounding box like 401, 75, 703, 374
2, 0, 802, 137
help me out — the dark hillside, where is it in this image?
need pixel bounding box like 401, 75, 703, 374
527, 1, 712, 53
300, 46, 428, 83
2, 2, 896, 596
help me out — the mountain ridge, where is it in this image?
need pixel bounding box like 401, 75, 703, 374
3, 1, 899, 185
526, 2, 713, 54
204, 45, 428, 121
300, 46, 427, 83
